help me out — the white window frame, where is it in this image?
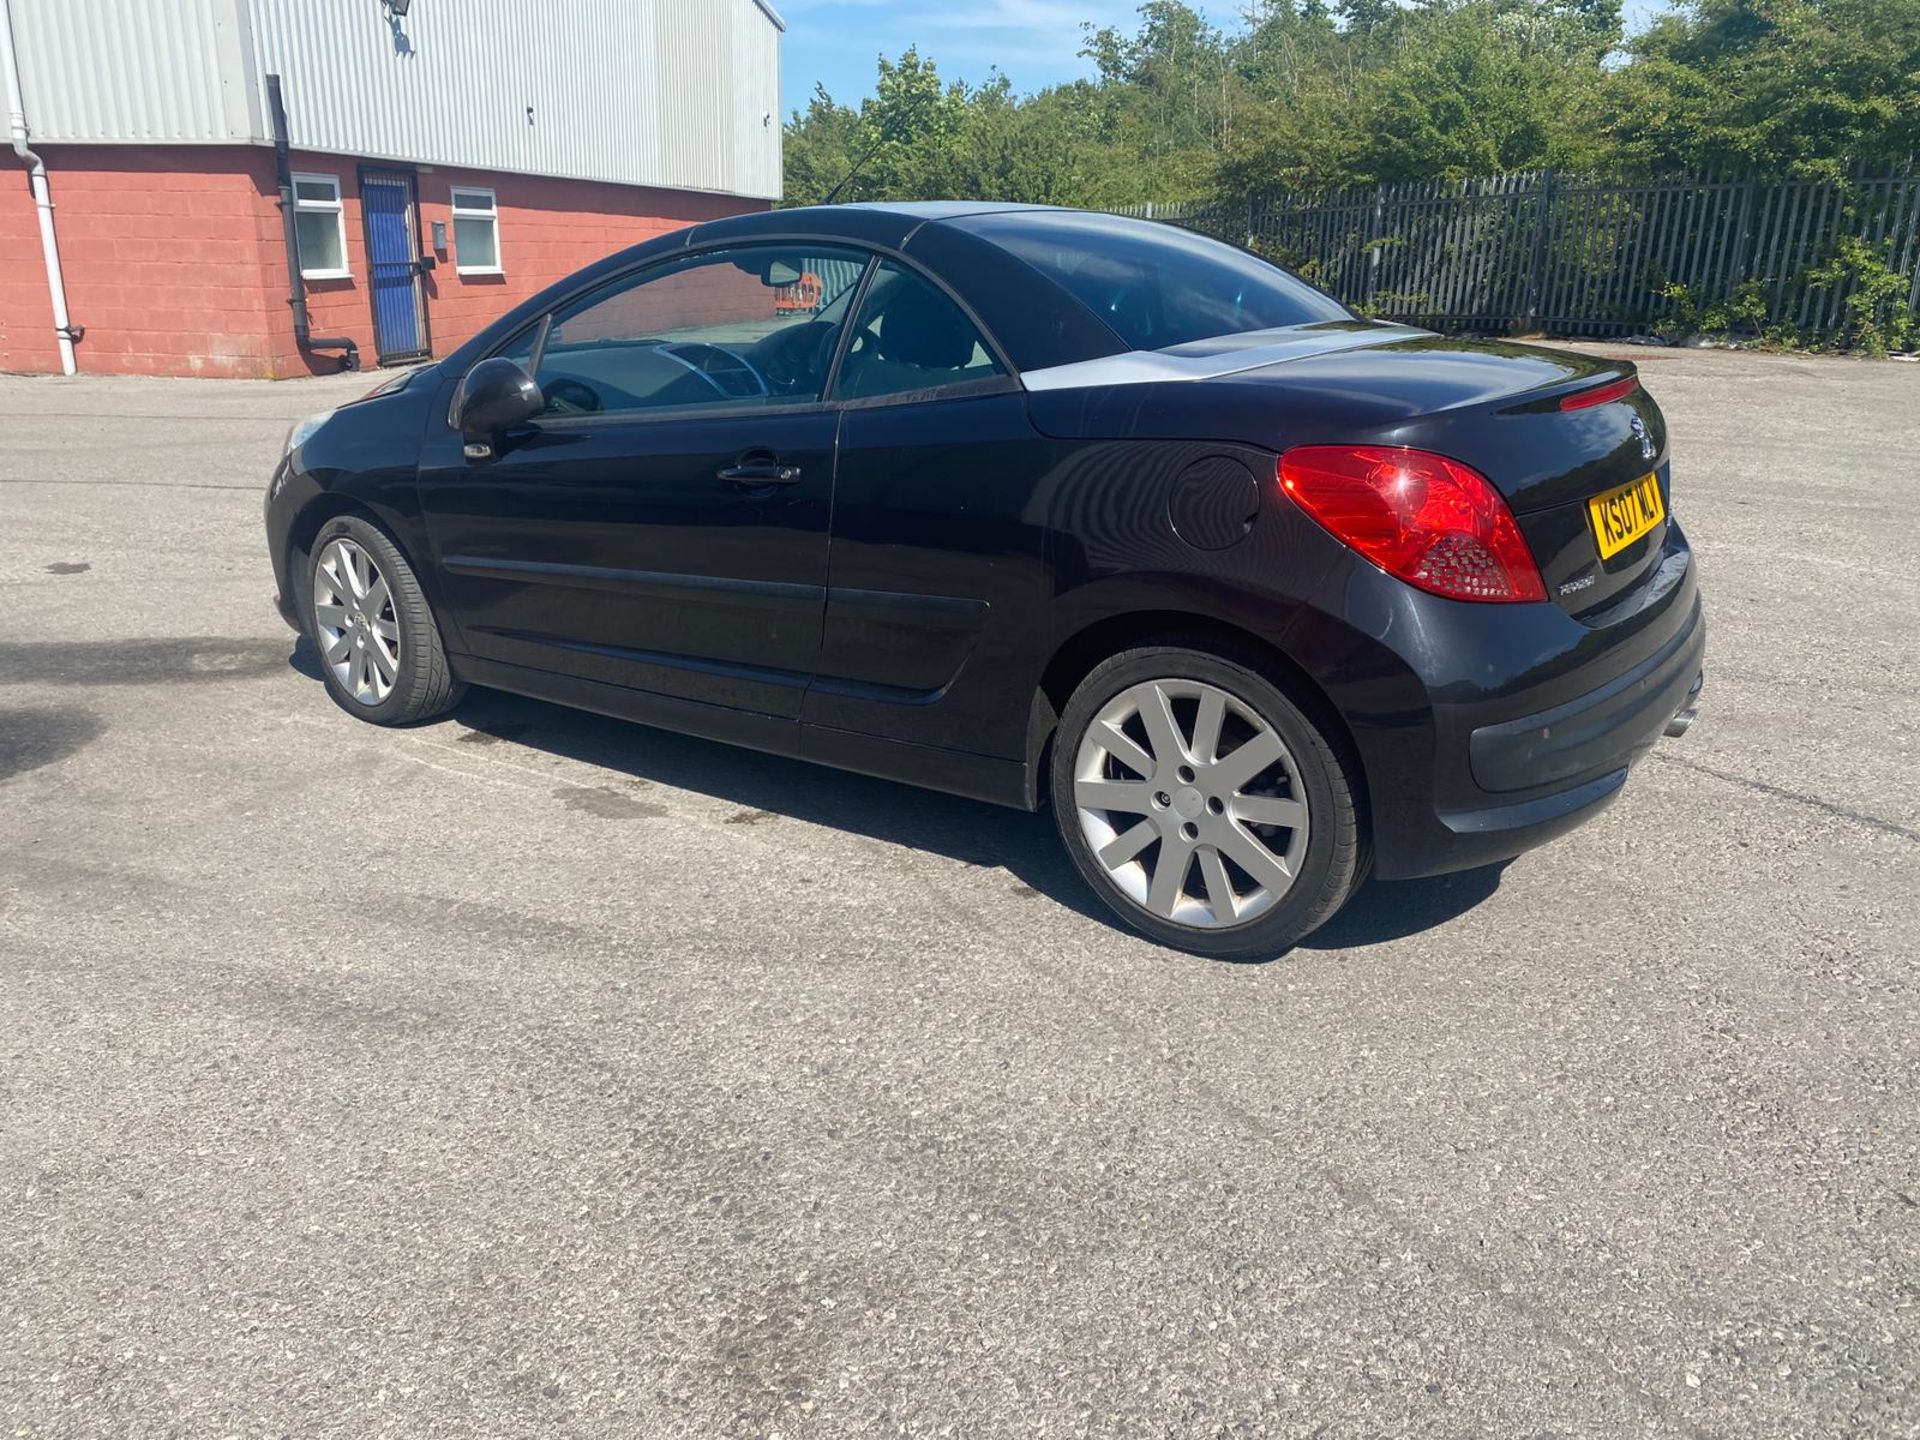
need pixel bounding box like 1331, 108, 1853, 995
451, 186, 503, 276
291, 172, 350, 281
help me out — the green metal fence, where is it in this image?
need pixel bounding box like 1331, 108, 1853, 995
1112, 168, 1920, 343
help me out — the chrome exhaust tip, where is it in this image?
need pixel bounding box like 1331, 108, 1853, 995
1664, 670, 1705, 738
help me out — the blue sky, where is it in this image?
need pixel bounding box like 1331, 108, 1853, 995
777, 0, 1674, 115
778, 0, 1196, 111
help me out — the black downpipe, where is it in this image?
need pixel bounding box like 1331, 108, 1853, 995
266, 74, 358, 371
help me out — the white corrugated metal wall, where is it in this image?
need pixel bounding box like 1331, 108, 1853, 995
729, 0, 780, 200
10, 0, 258, 143
7, 0, 781, 199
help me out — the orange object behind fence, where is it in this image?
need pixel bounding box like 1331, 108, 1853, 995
773, 272, 823, 314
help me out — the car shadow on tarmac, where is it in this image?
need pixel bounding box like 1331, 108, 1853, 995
289, 642, 1505, 959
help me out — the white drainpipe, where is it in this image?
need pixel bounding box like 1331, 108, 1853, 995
2, 0, 77, 375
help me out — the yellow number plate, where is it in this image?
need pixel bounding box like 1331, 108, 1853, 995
1587, 473, 1665, 560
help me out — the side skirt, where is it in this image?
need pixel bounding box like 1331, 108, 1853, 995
452, 655, 1035, 812
800, 725, 1031, 811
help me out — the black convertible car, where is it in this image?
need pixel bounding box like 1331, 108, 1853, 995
265, 203, 1704, 958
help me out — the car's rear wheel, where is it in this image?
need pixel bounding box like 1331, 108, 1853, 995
306, 515, 463, 725
1051, 645, 1363, 959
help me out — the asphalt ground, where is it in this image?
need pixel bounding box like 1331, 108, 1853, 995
1, 347, 1916, 1437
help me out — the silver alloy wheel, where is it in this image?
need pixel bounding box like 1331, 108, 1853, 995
312, 537, 401, 706
1073, 678, 1310, 928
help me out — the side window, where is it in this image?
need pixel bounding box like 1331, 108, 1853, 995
529, 245, 869, 419
451, 187, 502, 274
291, 173, 349, 279
835, 262, 1003, 401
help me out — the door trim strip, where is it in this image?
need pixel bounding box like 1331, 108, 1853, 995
442, 554, 823, 605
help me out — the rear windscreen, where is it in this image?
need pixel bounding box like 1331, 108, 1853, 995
955, 210, 1350, 353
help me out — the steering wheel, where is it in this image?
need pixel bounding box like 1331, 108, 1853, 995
703, 344, 769, 397
657, 342, 770, 400
754, 322, 839, 395
542, 377, 602, 415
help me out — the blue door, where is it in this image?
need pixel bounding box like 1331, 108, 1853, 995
360, 168, 430, 363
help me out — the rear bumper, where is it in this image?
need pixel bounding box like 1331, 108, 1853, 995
1413, 606, 1704, 875
1300, 520, 1705, 881
1467, 600, 1705, 794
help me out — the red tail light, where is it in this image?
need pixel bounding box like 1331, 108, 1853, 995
1558, 376, 1638, 411
1278, 445, 1547, 604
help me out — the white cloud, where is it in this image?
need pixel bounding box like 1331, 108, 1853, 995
800, 0, 1144, 69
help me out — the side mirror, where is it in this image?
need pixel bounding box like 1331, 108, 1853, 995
458, 358, 543, 459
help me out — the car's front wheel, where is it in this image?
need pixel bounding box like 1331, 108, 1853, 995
1051, 644, 1363, 959
305, 514, 463, 725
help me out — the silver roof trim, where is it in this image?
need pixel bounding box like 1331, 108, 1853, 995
1019, 324, 1431, 392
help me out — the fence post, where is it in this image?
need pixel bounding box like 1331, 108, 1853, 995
1368, 183, 1385, 309
1246, 195, 1257, 249
1524, 169, 1557, 329
1732, 176, 1758, 301
1909, 191, 1920, 316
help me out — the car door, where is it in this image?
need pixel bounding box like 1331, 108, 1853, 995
801, 259, 1061, 767
418, 243, 872, 718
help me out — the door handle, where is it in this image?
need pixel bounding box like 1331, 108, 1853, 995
718, 459, 802, 485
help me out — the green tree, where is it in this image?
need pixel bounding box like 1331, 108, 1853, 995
1600, 0, 1920, 176
782, 47, 968, 205
781, 0, 1920, 205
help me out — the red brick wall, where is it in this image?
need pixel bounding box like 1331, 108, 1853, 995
553, 256, 779, 344
0, 146, 289, 376
409, 164, 764, 354
0, 178, 61, 374
0, 143, 768, 379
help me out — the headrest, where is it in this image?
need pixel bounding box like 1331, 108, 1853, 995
874, 283, 977, 370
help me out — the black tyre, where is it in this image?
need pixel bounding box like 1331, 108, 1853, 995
1050, 643, 1363, 959
304, 514, 464, 726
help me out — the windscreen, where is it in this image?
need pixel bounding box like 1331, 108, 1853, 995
955, 210, 1351, 352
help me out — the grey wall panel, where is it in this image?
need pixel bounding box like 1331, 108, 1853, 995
731, 0, 780, 199
9, 0, 780, 198
12, 0, 255, 143
246, 0, 777, 197
654, 0, 735, 194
